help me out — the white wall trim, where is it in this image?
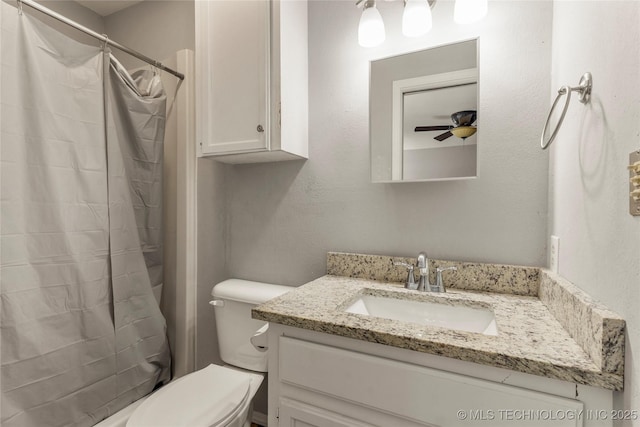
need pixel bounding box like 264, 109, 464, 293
174, 49, 198, 377
252, 411, 268, 427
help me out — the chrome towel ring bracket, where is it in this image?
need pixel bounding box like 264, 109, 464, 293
540, 72, 593, 150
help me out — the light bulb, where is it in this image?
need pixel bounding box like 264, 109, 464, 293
454, 0, 488, 24
402, 0, 432, 38
358, 1, 385, 48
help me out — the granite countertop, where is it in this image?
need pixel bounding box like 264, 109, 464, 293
252, 253, 625, 391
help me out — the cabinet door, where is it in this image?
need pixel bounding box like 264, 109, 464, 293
279, 398, 374, 427
197, 0, 269, 155
279, 337, 584, 427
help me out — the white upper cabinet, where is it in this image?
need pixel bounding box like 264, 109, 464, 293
195, 0, 308, 164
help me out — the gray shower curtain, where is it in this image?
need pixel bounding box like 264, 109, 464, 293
1, 4, 171, 426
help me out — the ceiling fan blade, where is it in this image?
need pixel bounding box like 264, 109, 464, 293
414, 125, 452, 132
434, 131, 453, 141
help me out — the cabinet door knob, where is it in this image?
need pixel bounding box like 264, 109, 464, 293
257, 125, 264, 132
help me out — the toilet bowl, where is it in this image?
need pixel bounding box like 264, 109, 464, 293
124, 279, 291, 427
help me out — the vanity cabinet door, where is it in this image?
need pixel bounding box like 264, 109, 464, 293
278, 337, 585, 427
195, 0, 269, 156
279, 398, 374, 427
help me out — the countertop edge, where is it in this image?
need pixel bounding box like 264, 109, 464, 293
253, 306, 624, 391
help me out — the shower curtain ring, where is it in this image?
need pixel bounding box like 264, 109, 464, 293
101, 34, 110, 52
17, 0, 23, 15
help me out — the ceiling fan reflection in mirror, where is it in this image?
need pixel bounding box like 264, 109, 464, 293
414, 110, 477, 141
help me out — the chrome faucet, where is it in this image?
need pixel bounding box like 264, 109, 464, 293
396, 253, 456, 293
416, 252, 430, 291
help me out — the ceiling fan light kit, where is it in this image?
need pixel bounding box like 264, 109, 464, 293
415, 110, 477, 141
450, 126, 477, 139
356, 0, 488, 48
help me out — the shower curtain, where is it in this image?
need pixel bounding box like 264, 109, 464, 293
1, 4, 171, 426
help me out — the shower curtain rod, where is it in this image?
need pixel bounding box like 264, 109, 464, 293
16, 0, 185, 80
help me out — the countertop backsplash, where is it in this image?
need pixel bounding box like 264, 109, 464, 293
326, 252, 540, 296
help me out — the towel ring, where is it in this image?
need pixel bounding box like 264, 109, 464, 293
540, 72, 592, 150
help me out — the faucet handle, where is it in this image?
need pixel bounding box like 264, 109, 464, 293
394, 262, 417, 290
435, 266, 458, 293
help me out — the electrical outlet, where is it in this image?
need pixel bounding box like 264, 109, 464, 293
550, 235, 559, 273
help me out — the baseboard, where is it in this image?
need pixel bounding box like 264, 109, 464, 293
252, 411, 268, 426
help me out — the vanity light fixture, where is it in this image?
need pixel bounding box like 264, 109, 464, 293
358, 0, 386, 48
453, 0, 488, 24
356, 0, 487, 47
402, 0, 432, 38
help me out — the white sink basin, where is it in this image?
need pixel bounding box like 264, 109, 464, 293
344, 294, 498, 336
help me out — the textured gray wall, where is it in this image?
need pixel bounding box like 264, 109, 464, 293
195, 159, 228, 369
105, 0, 194, 70
224, 1, 553, 288
32, 0, 105, 43
549, 1, 640, 414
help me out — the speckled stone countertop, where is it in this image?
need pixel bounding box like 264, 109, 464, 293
253, 253, 625, 391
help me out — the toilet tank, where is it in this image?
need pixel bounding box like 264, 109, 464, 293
211, 279, 292, 372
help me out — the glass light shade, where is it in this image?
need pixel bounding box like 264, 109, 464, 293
358, 4, 385, 48
454, 0, 488, 24
451, 126, 477, 139
402, 0, 432, 38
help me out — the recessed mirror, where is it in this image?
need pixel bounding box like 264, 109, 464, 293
370, 39, 479, 183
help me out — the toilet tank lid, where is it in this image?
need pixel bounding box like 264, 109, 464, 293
212, 279, 293, 304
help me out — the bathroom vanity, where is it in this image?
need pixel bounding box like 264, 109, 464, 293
253, 253, 626, 427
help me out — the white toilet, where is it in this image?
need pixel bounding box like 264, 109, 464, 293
125, 279, 291, 427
